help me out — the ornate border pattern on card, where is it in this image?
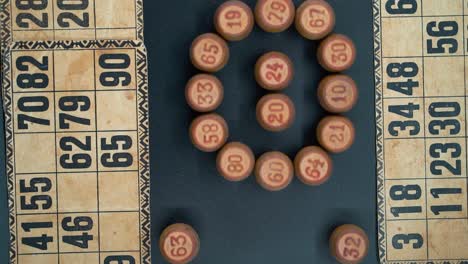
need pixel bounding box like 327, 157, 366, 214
372, 1, 386, 263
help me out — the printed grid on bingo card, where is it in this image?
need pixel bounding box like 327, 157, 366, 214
2, 40, 150, 264
0, 0, 144, 43
375, 0, 468, 263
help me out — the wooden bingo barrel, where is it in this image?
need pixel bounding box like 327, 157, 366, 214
295, 0, 335, 40
186, 74, 224, 112
256, 94, 295, 132
190, 113, 229, 152
330, 224, 369, 264
217, 142, 255, 182
317, 116, 355, 153
255, 0, 296, 33
318, 74, 358, 113
160, 223, 200, 264
255, 151, 294, 191
215, 0, 254, 41
190, 33, 230, 72
255, 51, 294, 91
294, 146, 332, 186
317, 34, 356, 72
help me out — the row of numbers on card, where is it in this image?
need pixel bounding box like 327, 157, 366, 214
12, 49, 137, 133
17, 212, 141, 255
10, 0, 140, 40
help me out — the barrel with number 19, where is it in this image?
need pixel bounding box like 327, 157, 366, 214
215, 0, 254, 41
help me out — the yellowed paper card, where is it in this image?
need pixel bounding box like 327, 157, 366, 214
375, 0, 468, 263
2, 40, 150, 264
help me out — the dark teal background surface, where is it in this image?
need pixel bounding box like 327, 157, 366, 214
0, 0, 376, 263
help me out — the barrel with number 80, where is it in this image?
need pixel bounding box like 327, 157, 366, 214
217, 142, 255, 182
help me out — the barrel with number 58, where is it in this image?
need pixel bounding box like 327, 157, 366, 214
189, 113, 229, 152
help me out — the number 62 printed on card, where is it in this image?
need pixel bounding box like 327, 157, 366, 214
2, 40, 150, 264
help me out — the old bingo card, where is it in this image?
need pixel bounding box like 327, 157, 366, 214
0, 0, 144, 43
374, 0, 468, 263
2, 40, 150, 264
